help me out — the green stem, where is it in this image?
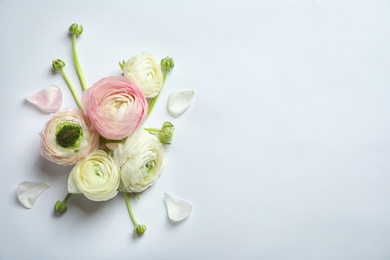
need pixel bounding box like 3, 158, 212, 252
162, 69, 168, 84
63, 193, 72, 203
59, 69, 82, 108
72, 34, 87, 91
147, 69, 168, 117
124, 192, 138, 226
144, 128, 161, 133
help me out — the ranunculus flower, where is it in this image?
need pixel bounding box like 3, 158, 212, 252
68, 150, 120, 201
40, 108, 100, 166
113, 129, 164, 193
82, 76, 148, 140
123, 52, 164, 98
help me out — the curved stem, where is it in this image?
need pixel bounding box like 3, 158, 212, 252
72, 34, 87, 91
147, 70, 169, 117
59, 69, 82, 108
124, 192, 139, 226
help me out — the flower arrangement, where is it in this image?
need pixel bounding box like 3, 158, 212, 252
19, 23, 195, 237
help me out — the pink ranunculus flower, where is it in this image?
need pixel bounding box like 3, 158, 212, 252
40, 108, 100, 166
82, 76, 148, 140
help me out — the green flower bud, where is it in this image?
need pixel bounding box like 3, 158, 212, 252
69, 23, 83, 37
118, 60, 126, 72
160, 56, 174, 70
159, 121, 175, 144
134, 224, 146, 236
54, 200, 68, 215
52, 59, 65, 72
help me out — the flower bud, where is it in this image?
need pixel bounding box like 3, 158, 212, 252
160, 56, 174, 70
134, 224, 146, 236
159, 121, 175, 144
118, 60, 126, 72
52, 59, 66, 72
54, 200, 68, 215
69, 23, 83, 37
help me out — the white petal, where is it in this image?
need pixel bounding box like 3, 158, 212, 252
164, 193, 192, 222
67, 171, 82, 194
167, 90, 195, 118
25, 85, 62, 113
17, 181, 51, 209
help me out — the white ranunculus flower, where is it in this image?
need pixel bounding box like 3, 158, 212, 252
123, 52, 163, 98
68, 150, 120, 201
113, 129, 164, 193
40, 108, 100, 166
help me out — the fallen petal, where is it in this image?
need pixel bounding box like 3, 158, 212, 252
17, 181, 51, 209
164, 193, 192, 222
167, 90, 195, 118
25, 85, 62, 113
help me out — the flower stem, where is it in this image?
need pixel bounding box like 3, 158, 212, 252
124, 192, 138, 226
144, 128, 161, 133
124, 192, 146, 236
147, 69, 168, 117
72, 34, 87, 91
163, 69, 168, 84
58, 69, 82, 108
63, 193, 72, 203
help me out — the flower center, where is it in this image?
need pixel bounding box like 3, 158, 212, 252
56, 124, 82, 148
145, 160, 155, 173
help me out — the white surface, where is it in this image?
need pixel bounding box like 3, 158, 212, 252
1, 0, 390, 259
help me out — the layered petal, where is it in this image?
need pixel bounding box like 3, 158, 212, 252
40, 108, 100, 166
123, 52, 163, 98
113, 129, 164, 193
82, 76, 148, 140
68, 150, 120, 201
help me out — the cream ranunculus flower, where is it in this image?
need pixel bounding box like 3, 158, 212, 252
113, 129, 164, 193
40, 108, 100, 166
68, 150, 120, 201
123, 52, 163, 98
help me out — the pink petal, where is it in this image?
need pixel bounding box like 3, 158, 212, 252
26, 85, 62, 113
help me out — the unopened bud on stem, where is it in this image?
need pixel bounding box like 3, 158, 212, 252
69, 23, 83, 37
52, 59, 65, 72
134, 224, 146, 236
161, 56, 174, 70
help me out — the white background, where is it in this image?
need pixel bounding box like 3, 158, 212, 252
1, 0, 390, 259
